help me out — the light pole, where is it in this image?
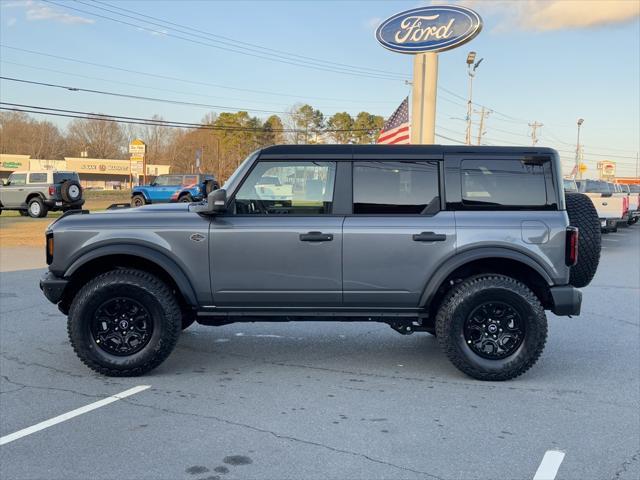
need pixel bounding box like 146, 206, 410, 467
465, 51, 483, 145
575, 118, 584, 179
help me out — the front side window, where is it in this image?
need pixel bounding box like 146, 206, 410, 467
461, 158, 549, 208
234, 161, 336, 215
8, 173, 26, 186
29, 173, 47, 183
353, 161, 439, 214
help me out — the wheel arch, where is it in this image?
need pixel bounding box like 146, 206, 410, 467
421, 248, 554, 318
26, 191, 45, 204
60, 245, 198, 314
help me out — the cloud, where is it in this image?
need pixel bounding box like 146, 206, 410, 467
2, 0, 95, 25
440, 0, 639, 32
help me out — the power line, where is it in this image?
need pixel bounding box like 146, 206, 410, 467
87, 0, 406, 79
0, 45, 397, 105
44, 0, 407, 81
1, 76, 296, 115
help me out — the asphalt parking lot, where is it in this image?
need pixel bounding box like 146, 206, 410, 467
1, 226, 638, 480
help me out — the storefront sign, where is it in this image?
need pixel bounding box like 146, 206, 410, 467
375, 6, 482, 54
66, 158, 131, 175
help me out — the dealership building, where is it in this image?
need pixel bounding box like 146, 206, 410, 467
0, 154, 170, 189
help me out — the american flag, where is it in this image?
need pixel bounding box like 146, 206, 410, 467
377, 97, 410, 145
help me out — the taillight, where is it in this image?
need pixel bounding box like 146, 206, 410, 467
565, 227, 579, 267
46, 232, 54, 265
48, 185, 55, 196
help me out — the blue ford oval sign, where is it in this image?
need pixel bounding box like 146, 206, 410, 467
375, 6, 482, 54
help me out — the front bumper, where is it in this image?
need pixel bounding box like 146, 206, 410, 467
40, 271, 68, 304
550, 285, 582, 316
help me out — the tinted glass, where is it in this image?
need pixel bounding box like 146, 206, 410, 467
629, 185, 640, 193
183, 175, 199, 185
563, 179, 577, 192
461, 158, 548, 208
235, 161, 336, 215
8, 173, 26, 186
584, 180, 610, 193
53, 172, 79, 183
29, 173, 47, 183
353, 161, 439, 214
154, 175, 183, 186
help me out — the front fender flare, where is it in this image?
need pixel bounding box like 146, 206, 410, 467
419, 247, 554, 308
64, 244, 198, 306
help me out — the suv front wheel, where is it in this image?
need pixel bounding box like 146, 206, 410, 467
435, 274, 547, 381
67, 269, 182, 376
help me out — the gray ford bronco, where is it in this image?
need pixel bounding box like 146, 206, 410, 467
40, 145, 601, 380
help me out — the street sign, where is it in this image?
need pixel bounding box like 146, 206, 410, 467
375, 6, 483, 54
579, 163, 588, 174
129, 139, 146, 155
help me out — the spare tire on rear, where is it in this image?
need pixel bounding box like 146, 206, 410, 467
61, 180, 83, 203
565, 193, 601, 288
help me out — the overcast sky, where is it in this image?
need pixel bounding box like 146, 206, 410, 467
1, 0, 639, 175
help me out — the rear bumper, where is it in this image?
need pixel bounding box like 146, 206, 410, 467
39, 271, 68, 304
550, 285, 582, 316
43, 199, 85, 210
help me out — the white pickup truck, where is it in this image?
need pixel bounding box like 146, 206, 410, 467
576, 180, 629, 232
617, 183, 639, 225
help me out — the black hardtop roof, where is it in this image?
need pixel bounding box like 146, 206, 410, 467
259, 144, 558, 157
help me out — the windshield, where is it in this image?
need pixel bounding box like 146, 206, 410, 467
223, 150, 260, 190
583, 180, 611, 193
563, 179, 577, 191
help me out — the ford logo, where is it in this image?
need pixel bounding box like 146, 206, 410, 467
375, 6, 482, 54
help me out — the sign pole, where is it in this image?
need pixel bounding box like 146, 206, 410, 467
411, 52, 438, 144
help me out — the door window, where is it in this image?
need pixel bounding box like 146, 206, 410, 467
154, 175, 183, 186
234, 161, 336, 215
8, 173, 26, 186
353, 161, 439, 214
183, 175, 199, 185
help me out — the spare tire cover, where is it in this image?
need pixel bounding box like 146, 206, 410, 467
565, 192, 601, 288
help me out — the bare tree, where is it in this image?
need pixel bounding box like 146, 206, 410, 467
66, 115, 126, 159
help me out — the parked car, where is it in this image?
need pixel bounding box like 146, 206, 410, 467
131, 174, 218, 207
576, 180, 627, 232
41, 145, 601, 381
0, 171, 84, 218
169, 175, 219, 203
625, 184, 640, 224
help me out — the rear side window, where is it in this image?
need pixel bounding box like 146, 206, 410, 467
53, 172, 79, 184
461, 158, 550, 209
353, 161, 439, 214
183, 175, 198, 185
29, 173, 47, 183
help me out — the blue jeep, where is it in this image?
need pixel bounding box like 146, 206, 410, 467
131, 174, 218, 206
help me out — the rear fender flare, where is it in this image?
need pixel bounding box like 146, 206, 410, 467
419, 247, 554, 308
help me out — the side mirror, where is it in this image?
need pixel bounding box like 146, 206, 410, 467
1, 179, 8, 186
208, 188, 227, 213
190, 188, 227, 215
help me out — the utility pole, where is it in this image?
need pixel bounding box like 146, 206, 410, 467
465, 52, 483, 145
475, 107, 491, 145
528, 121, 543, 145
575, 118, 584, 180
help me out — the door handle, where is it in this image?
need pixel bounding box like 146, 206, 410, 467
413, 231, 446, 242
300, 231, 333, 242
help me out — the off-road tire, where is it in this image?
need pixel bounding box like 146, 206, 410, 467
435, 274, 547, 381
28, 197, 48, 218
179, 194, 193, 203
131, 195, 146, 207
565, 193, 601, 287
67, 269, 182, 376
60, 180, 82, 203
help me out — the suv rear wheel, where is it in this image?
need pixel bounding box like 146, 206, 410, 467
67, 269, 182, 376
179, 194, 193, 203
60, 180, 83, 203
27, 197, 48, 218
435, 274, 547, 381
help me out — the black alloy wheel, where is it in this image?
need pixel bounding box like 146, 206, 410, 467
463, 301, 525, 360
91, 297, 154, 356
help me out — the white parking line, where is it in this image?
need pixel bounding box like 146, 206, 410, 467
0, 385, 150, 446
533, 450, 566, 480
